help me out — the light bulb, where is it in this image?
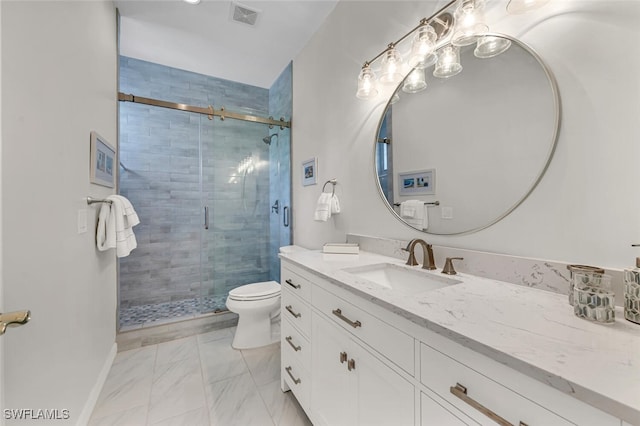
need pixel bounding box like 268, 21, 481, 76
356, 65, 378, 100
402, 68, 427, 94
433, 45, 462, 78
379, 46, 404, 85
451, 0, 488, 46
408, 25, 438, 69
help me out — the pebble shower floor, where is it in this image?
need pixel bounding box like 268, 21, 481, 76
119, 295, 229, 328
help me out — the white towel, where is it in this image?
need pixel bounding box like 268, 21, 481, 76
96, 195, 140, 257
314, 192, 332, 222
400, 200, 428, 230
330, 194, 341, 215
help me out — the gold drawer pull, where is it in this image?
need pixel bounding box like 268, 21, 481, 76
332, 308, 362, 328
285, 305, 301, 318
347, 358, 356, 371
285, 336, 301, 351
450, 383, 528, 426
285, 366, 301, 385
285, 279, 301, 289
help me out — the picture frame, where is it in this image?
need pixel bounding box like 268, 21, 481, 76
302, 157, 317, 186
90, 131, 116, 188
398, 169, 435, 196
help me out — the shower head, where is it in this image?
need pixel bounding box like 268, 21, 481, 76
263, 134, 278, 145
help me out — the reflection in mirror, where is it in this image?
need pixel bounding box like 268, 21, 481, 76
375, 35, 560, 235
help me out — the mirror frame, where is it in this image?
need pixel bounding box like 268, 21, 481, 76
373, 33, 562, 235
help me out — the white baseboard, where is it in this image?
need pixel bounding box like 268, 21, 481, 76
76, 342, 117, 426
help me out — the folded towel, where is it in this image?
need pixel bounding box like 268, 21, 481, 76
314, 192, 332, 222
96, 195, 140, 257
400, 200, 428, 230
330, 194, 341, 215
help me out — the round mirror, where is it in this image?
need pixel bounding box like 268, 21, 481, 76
375, 34, 560, 235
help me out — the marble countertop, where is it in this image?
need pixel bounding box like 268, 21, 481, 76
280, 249, 640, 424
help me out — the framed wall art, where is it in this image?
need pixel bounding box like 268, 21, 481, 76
398, 169, 435, 196
302, 157, 317, 186
90, 131, 116, 188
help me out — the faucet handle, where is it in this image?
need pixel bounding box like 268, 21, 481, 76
442, 257, 464, 275
402, 240, 419, 266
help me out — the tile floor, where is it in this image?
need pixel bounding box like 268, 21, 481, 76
89, 327, 311, 426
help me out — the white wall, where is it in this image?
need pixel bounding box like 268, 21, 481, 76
292, 0, 640, 269
1, 1, 117, 423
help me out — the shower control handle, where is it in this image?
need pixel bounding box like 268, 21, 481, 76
204, 206, 209, 230
283, 206, 289, 227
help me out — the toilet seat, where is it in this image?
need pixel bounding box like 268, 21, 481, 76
228, 281, 280, 301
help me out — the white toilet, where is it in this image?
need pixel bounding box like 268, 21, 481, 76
226, 280, 281, 349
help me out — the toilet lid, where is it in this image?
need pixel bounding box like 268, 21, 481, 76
228, 281, 281, 301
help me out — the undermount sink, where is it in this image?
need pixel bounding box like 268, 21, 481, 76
342, 263, 462, 295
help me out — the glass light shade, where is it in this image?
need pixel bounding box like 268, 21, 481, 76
390, 92, 400, 105
474, 36, 512, 58
407, 25, 438, 69
506, 0, 550, 14
402, 68, 427, 94
433, 45, 462, 78
451, 1, 489, 46
356, 66, 378, 99
379, 47, 404, 85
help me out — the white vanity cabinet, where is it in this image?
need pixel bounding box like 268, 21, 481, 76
280, 259, 627, 426
280, 266, 313, 411
311, 304, 414, 426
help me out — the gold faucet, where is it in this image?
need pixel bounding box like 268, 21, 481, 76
442, 257, 464, 275
403, 239, 436, 270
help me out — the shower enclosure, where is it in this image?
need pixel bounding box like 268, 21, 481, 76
117, 58, 291, 329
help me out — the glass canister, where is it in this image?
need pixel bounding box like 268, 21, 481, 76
623, 257, 640, 325
567, 265, 605, 306
573, 272, 615, 324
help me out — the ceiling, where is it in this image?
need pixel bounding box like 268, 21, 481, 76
115, 0, 339, 89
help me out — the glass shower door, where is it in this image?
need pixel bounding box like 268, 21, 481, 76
199, 117, 272, 314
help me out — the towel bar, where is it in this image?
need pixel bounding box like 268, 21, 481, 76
86, 196, 112, 205
393, 201, 440, 207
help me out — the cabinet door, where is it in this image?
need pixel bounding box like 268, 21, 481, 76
355, 341, 415, 426
312, 312, 357, 426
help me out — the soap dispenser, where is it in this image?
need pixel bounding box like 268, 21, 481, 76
624, 245, 640, 324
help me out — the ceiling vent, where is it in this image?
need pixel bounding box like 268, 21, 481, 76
230, 2, 260, 27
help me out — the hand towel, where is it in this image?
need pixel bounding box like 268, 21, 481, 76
400, 200, 428, 230
330, 194, 341, 215
95, 195, 140, 257
314, 192, 332, 222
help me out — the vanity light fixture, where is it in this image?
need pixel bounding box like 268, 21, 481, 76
451, 0, 488, 47
379, 44, 405, 85
408, 21, 438, 69
474, 35, 512, 58
433, 45, 462, 78
402, 68, 427, 93
356, 63, 379, 100
506, 0, 550, 14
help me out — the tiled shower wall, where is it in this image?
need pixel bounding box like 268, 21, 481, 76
119, 57, 271, 309
268, 62, 293, 282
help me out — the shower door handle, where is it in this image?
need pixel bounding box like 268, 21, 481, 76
283, 206, 289, 227
204, 206, 209, 230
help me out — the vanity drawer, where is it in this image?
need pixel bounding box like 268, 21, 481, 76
282, 348, 310, 412
282, 290, 311, 337
282, 316, 311, 372
312, 284, 414, 375
420, 343, 572, 426
281, 266, 312, 302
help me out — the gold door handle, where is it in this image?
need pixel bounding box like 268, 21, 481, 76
340, 351, 347, 363
285, 366, 301, 385
332, 308, 362, 328
0, 310, 31, 335
285, 336, 301, 352
285, 305, 301, 318
285, 279, 301, 289
450, 383, 528, 426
